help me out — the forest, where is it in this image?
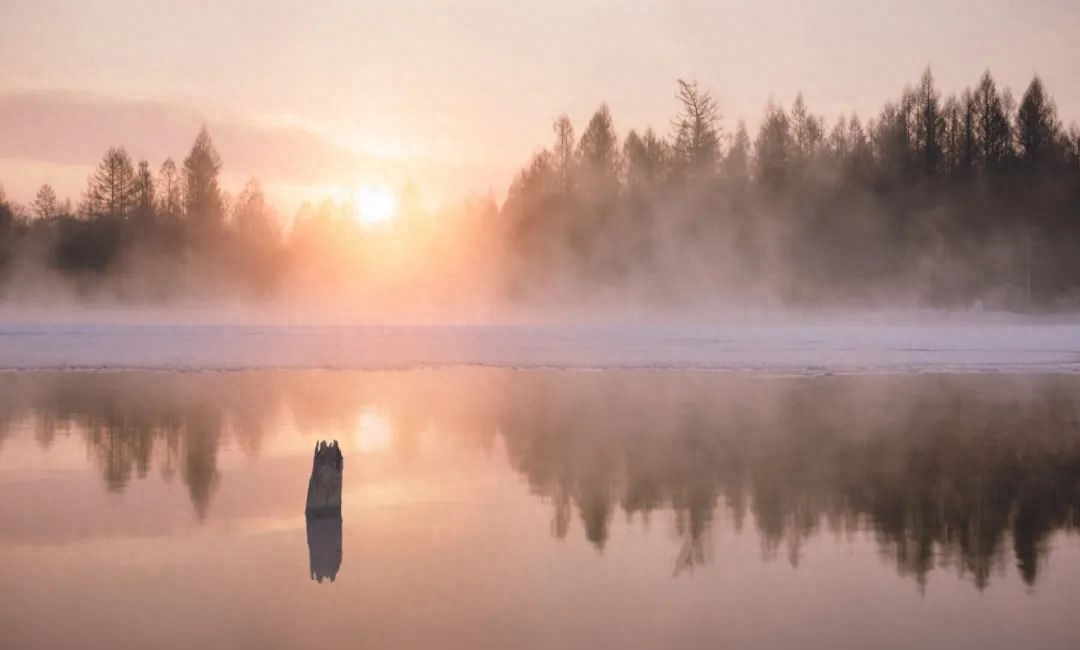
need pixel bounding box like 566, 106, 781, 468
1, 67, 1079, 311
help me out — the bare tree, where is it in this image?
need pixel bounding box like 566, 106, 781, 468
552, 115, 576, 196
33, 184, 60, 219
672, 79, 721, 175
86, 147, 136, 219
157, 158, 184, 220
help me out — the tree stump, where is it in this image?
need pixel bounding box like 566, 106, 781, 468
305, 440, 343, 517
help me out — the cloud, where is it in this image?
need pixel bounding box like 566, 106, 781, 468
0, 91, 390, 202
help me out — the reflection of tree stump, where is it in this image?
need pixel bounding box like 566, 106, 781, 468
306, 515, 342, 583
305, 440, 343, 517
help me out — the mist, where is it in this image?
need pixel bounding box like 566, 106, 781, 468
1, 68, 1079, 325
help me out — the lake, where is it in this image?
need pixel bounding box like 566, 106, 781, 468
1, 370, 1079, 649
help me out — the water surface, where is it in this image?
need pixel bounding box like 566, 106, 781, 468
1, 370, 1079, 649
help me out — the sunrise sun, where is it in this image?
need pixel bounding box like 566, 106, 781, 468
351, 184, 398, 228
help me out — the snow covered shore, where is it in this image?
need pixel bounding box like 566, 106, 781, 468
1, 319, 1079, 373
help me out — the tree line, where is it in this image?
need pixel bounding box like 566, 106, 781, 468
1, 67, 1079, 309
502, 68, 1080, 308
0, 125, 286, 298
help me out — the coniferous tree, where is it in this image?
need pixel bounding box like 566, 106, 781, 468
724, 121, 751, 185
577, 104, 620, 198
183, 126, 224, 230
844, 115, 873, 181
624, 128, 669, 193
790, 93, 824, 173
0, 185, 15, 234
913, 67, 944, 176
133, 159, 155, 223
972, 71, 1012, 171
755, 102, 790, 190
1016, 76, 1061, 170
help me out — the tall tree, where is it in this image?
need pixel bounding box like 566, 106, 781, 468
844, 115, 873, 181
32, 184, 59, 219
576, 104, 620, 189
755, 102, 790, 190
624, 128, 669, 193
948, 89, 979, 177
0, 184, 13, 233
972, 71, 1012, 171
872, 92, 916, 184
672, 79, 720, 176
183, 126, 224, 229
133, 159, 155, 223
1016, 76, 1061, 170
552, 115, 576, 196
87, 147, 136, 219
913, 67, 944, 176
157, 158, 184, 220
234, 177, 276, 241
790, 93, 824, 168
724, 121, 751, 185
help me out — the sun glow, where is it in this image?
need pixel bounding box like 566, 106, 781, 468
355, 407, 393, 453
351, 184, 399, 228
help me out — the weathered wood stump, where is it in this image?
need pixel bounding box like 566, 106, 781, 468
305, 439, 343, 517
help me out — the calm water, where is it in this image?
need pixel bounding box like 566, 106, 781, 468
2, 370, 1079, 649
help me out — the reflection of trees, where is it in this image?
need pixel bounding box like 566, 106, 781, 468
0, 370, 503, 521
497, 374, 1080, 588
0, 374, 278, 519
2, 371, 1078, 589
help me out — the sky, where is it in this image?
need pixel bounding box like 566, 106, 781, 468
1, 0, 1077, 214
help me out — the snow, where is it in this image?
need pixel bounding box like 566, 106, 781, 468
2, 319, 1080, 373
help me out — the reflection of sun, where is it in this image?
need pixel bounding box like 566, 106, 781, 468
355, 407, 392, 453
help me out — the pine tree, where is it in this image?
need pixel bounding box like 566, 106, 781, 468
133, 159, 156, 223
913, 67, 944, 176
577, 104, 620, 188
755, 101, 790, 190
1016, 76, 1061, 170
624, 128, 669, 193
183, 126, 224, 229
972, 71, 1012, 171
790, 93, 824, 167
724, 121, 751, 184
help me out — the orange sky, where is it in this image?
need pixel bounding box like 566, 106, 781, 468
1, 0, 1077, 213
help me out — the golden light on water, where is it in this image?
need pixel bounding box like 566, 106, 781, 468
354, 407, 392, 453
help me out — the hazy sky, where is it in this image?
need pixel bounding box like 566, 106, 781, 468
1, 0, 1077, 212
